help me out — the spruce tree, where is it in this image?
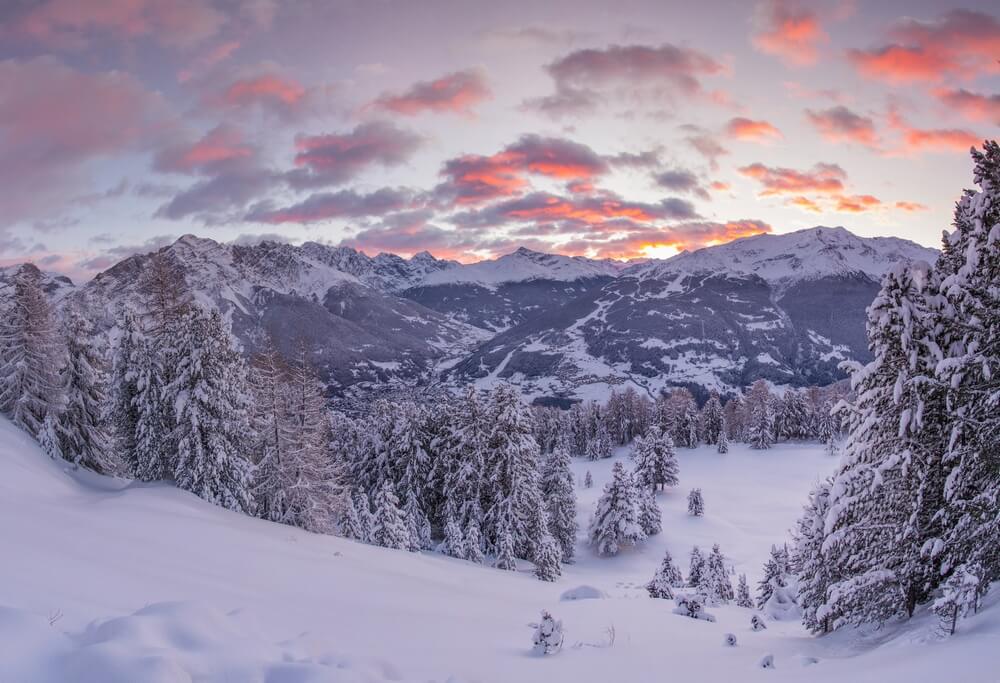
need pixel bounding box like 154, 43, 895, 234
372, 481, 411, 550
745, 380, 774, 450
465, 517, 485, 564
704, 544, 734, 603
716, 425, 729, 454
736, 574, 753, 608
0, 264, 64, 437
638, 486, 662, 536
588, 462, 645, 556
700, 391, 725, 445
687, 488, 704, 516
540, 445, 577, 562
583, 471, 593, 488
109, 308, 144, 477
756, 545, 790, 609
169, 308, 254, 513
442, 514, 466, 559
56, 310, 113, 473
340, 491, 368, 542
533, 532, 562, 581
688, 546, 705, 587
792, 479, 836, 633
633, 425, 679, 492
647, 548, 684, 598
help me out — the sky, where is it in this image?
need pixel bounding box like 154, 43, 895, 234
0, 0, 997, 281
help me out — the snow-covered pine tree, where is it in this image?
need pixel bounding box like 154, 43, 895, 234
716, 424, 729, 454
931, 142, 1000, 597
933, 564, 981, 635
356, 490, 375, 542
533, 532, 562, 581
169, 307, 254, 513
465, 517, 485, 564
756, 545, 790, 609
647, 548, 684, 598
481, 384, 545, 562
774, 389, 811, 441
0, 264, 64, 438
340, 491, 368, 542
540, 445, 577, 562
494, 502, 518, 571
665, 388, 700, 448
442, 513, 466, 559
437, 386, 486, 531
687, 488, 704, 516
585, 419, 613, 460
55, 309, 113, 473
818, 261, 945, 628
108, 308, 145, 477
404, 496, 432, 552
639, 486, 662, 536
705, 544, 734, 603
700, 391, 725, 445
372, 481, 412, 550
736, 574, 753, 608
633, 425, 679, 492
583, 471, 593, 488
745, 380, 774, 450
588, 461, 646, 556
792, 478, 836, 633
688, 546, 705, 587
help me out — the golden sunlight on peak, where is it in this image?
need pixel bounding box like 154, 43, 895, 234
640, 243, 683, 260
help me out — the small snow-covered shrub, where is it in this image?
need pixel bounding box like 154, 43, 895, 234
759, 654, 774, 669
723, 633, 737, 647
750, 614, 767, 631
672, 594, 716, 622
532, 610, 564, 655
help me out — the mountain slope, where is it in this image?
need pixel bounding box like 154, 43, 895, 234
1, 418, 994, 682
75, 235, 485, 394
449, 227, 938, 401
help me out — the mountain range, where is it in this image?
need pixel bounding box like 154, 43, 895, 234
20, 226, 938, 403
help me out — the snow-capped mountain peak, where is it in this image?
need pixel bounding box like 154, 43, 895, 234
626, 226, 938, 288
419, 246, 622, 289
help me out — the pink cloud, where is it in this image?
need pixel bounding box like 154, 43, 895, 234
934, 89, 1000, 126
221, 73, 307, 109
154, 124, 254, 174
805, 106, 878, 148
848, 9, 1000, 83
752, 0, 828, 67
287, 121, 422, 188
738, 162, 846, 196
887, 107, 980, 154
10, 0, 226, 50
371, 70, 491, 116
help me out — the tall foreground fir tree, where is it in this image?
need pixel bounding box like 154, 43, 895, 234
0, 264, 64, 437
796, 141, 1000, 634
170, 308, 255, 513
588, 461, 645, 556
56, 310, 113, 473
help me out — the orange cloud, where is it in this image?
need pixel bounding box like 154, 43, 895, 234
786, 196, 822, 212
738, 162, 846, 196
834, 194, 881, 213
726, 117, 782, 142
894, 201, 928, 212
371, 70, 491, 116
752, 0, 828, 66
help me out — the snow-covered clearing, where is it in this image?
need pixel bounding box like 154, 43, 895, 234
1, 418, 995, 682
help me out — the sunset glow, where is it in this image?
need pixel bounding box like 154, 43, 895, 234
0, 0, 995, 280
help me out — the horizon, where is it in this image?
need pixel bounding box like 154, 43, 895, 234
1, 1, 996, 282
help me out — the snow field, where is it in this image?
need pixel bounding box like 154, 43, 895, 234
1, 419, 996, 682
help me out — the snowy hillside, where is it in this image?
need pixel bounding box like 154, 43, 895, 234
0, 418, 994, 682
627, 226, 938, 290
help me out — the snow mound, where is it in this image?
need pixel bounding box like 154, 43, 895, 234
0, 601, 442, 683
559, 585, 608, 601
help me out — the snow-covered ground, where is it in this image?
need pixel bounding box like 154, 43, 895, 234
1, 418, 995, 682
